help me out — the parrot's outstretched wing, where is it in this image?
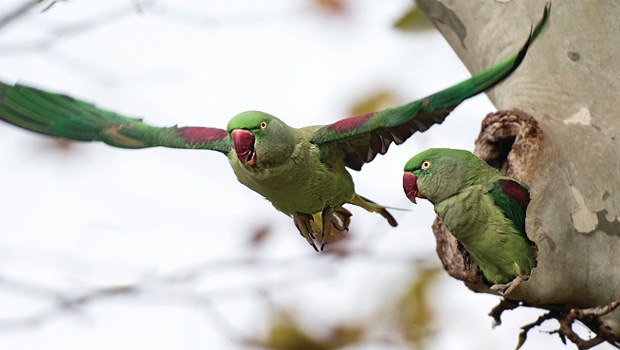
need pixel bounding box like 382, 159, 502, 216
0, 82, 231, 153
311, 3, 549, 171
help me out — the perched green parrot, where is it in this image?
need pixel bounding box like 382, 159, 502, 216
403, 148, 533, 294
0, 6, 548, 251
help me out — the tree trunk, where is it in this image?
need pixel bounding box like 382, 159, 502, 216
417, 0, 620, 343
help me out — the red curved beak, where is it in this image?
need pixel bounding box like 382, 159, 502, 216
231, 129, 256, 167
403, 172, 419, 204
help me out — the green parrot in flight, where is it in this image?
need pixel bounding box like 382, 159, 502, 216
403, 148, 533, 294
0, 6, 548, 251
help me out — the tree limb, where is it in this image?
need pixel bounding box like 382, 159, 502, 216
0, 2, 38, 29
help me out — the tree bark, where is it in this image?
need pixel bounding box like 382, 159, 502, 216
417, 0, 620, 340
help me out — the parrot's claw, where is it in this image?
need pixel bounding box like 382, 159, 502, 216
293, 212, 318, 252
334, 207, 352, 231
490, 275, 529, 295
294, 208, 354, 252
321, 207, 334, 240
320, 207, 336, 251
319, 207, 353, 251
328, 209, 346, 232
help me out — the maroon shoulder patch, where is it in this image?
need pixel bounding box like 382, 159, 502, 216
326, 112, 374, 132
499, 179, 530, 209
179, 127, 227, 143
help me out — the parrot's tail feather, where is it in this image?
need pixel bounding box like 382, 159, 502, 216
376, 205, 410, 211
348, 194, 398, 227
379, 208, 398, 227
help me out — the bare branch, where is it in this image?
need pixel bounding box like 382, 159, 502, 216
516, 312, 554, 350
0, 2, 38, 29
560, 301, 620, 350
0, 1, 157, 55
498, 300, 620, 349
488, 298, 521, 327
0, 249, 433, 342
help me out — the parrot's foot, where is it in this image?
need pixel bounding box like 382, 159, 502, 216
293, 212, 318, 252
334, 207, 352, 231
490, 275, 529, 295
319, 206, 352, 250
294, 208, 353, 251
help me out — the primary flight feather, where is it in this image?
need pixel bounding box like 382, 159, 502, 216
0, 6, 549, 251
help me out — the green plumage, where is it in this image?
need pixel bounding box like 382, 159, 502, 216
0, 6, 549, 251
226, 112, 356, 216
403, 148, 533, 291
0, 84, 231, 152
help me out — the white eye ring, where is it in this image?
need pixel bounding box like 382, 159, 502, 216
260, 121, 267, 130
421, 160, 431, 170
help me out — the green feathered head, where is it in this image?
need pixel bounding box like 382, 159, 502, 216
403, 148, 489, 204
227, 111, 295, 168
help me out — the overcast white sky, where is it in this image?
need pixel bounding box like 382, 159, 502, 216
0, 1, 603, 349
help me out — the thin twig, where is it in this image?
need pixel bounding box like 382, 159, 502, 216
0, 2, 38, 29
516, 312, 553, 350
489, 298, 521, 327
508, 300, 620, 350
561, 301, 620, 350
0, 1, 157, 55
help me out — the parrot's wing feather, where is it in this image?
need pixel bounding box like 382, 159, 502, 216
0, 82, 232, 153
311, 3, 549, 171
488, 179, 530, 234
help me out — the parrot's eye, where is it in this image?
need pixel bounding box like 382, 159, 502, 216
260, 121, 268, 130
421, 160, 431, 170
